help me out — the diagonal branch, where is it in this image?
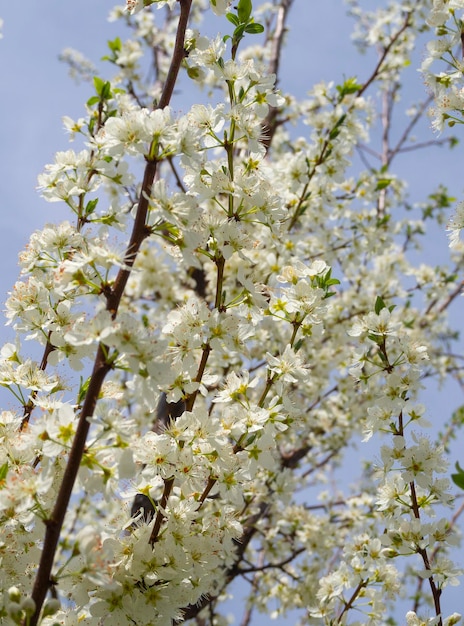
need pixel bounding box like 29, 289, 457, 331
25, 2, 193, 624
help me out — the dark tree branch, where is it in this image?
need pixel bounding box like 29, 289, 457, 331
25, 2, 193, 623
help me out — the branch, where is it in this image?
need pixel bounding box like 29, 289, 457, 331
412, 500, 464, 613
27, 346, 111, 626
409, 481, 443, 624
357, 12, 412, 98
237, 546, 305, 575
25, 2, 193, 623
336, 579, 368, 624
395, 136, 456, 153
20, 335, 55, 430
387, 95, 434, 164
422, 279, 464, 320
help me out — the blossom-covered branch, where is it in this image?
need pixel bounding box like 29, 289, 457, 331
0, 1, 463, 625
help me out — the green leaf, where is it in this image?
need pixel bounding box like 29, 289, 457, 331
77, 376, 91, 406
367, 332, 383, 345
452, 405, 464, 426
376, 215, 390, 228
245, 23, 264, 34
0, 462, 8, 483
451, 462, 464, 490
323, 291, 337, 299
86, 95, 100, 107
375, 178, 392, 191
226, 12, 240, 26
293, 338, 304, 352
85, 198, 99, 216
101, 81, 112, 100
93, 76, 106, 96
336, 76, 362, 98
237, 0, 252, 23
107, 36, 122, 53
328, 114, 347, 140
233, 24, 246, 40
374, 296, 386, 315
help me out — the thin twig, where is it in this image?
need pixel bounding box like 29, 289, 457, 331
409, 481, 443, 624
357, 12, 411, 98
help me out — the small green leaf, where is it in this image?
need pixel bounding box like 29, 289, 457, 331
0, 462, 8, 483
237, 0, 252, 23
329, 114, 347, 140
77, 376, 91, 406
85, 198, 99, 216
367, 332, 383, 345
323, 291, 337, 299
187, 66, 202, 80
233, 24, 246, 40
86, 95, 100, 107
374, 296, 386, 315
452, 405, 464, 426
336, 76, 362, 98
93, 76, 106, 96
451, 461, 464, 490
245, 22, 264, 34
293, 338, 304, 352
101, 81, 112, 100
226, 12, 240, 26
107, 36, 122, 52
375, 178, 392, 191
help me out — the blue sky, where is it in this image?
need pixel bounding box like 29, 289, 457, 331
0, 1, 463, 620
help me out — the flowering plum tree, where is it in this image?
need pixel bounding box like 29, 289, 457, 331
0, 1, 464, 625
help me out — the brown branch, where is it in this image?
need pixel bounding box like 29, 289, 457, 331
158, 1, 191, 110
20, 335, 55, 430
412, 499, 464, 613
395, 136, 455, 153
357, 12, 412, 98
422, 279, 464, 320
336, 579, 368, 623
387, 95, 433, 164
25, 2, 193, 623
237, 546, 305, 575
168, 155, 187, 192
409, 481, 443, 624
149, 477, 175, 546
27, 347, 111, 625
